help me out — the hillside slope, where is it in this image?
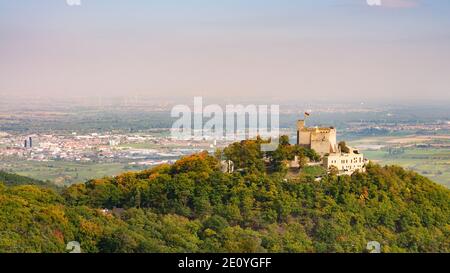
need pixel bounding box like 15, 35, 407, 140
0, 170, 56, 189
0, 140, 449, 253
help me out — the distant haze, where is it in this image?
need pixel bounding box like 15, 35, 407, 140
1, 0, 450, 103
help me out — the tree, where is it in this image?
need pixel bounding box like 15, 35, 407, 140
1, 140, 449, 253
338, 141, 350, 153
329, 166, 339, 176
223, 140, 266, 173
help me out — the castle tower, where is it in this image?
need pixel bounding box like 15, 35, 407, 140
296, 119, 337, 155
297, 120, 305, 130
296, 120, 305, 145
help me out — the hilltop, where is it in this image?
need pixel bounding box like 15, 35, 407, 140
0, 138, 449, 253
0, 170, 57, 189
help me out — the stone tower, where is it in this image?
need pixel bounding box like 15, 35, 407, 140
296, 120, 337, 156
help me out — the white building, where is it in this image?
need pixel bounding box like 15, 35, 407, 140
323, 147, 366, 175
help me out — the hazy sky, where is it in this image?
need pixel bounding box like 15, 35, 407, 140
1, 0, 450, 103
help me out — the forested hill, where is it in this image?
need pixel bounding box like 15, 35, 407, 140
0, 170, 55, 188
0, 139, 449, 253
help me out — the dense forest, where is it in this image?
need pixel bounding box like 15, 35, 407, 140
0, 137, 449, 253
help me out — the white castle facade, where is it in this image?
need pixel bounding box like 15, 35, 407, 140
323, 149, 365, 175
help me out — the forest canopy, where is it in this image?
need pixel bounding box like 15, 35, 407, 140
0, 137, 449, 253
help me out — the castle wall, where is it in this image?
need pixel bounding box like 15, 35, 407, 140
296, 120, 337, 155
298, 131, 312, 146
328, 129, 337, 153
310, 129, 336, 155
295, 119, 365, 176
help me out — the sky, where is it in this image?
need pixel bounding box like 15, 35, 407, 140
1, 0, 450, 103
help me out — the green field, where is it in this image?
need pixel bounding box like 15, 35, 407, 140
301, 165, 327, 177
362, 148, 450, 188
0, 159, 145, 186
340, 132, 450, 188
348, 135, 450, 188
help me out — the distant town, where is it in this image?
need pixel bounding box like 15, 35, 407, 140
0, 100, 448, 187
0, 132, 221, 166
1, 121, 447, 162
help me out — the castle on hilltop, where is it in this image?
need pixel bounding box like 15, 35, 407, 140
296, 119, 366, 175
296, 120, 337, 156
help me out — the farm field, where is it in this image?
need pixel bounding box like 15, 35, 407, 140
0, 158, 144, 186
349, 135, 450, 188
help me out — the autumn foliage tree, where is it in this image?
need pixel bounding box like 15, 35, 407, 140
0, 139, 449, 253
